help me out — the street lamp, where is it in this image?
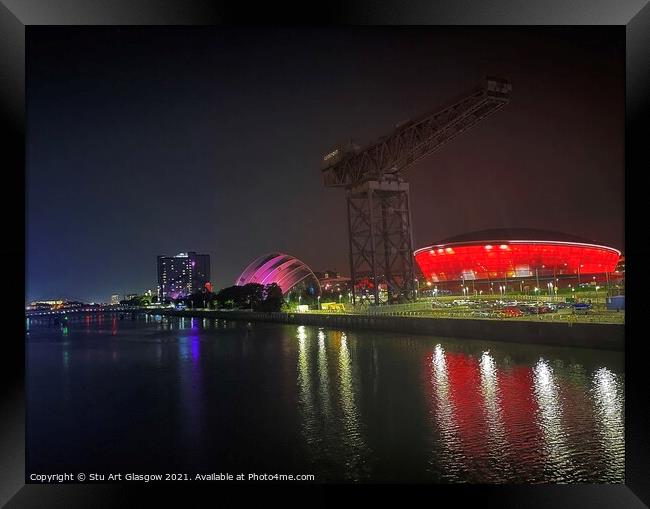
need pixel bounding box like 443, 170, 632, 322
317, 295, 321, 310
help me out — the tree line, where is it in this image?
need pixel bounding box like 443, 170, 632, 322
121, 283, 285, 312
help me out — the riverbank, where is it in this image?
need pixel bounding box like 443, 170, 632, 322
149, 309, 624, 351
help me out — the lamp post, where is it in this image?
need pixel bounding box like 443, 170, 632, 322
317, 295, 321, 310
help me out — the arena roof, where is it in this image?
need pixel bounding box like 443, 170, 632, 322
236, 253, 320, 295
414, 230, 621, 283
434, 228, 596, 245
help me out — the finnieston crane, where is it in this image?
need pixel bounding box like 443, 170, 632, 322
321, 77, 512, 305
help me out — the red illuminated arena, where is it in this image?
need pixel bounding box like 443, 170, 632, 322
414, 229, 621, 286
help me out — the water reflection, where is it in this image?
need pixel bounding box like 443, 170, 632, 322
296, 326, 317, 446
295, 327, 369, 479
178, 321, 203, 456
478, 351, 511, 480
27, 319, 624, 483
532, 358, 573, 481
427, 344, 464, 481
592, 367, 624, 482
317, 329, 332, 419
338, 333, 367, 480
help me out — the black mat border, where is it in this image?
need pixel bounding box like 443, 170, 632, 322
1, 1, 648, 506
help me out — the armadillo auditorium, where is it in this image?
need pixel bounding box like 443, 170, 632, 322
413, 228, 623, 290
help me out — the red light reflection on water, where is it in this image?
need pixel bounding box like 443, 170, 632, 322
423, 346, 547, 482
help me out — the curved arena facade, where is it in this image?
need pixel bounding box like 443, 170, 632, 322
414, 229, 621, 283
236, 253, 321, 296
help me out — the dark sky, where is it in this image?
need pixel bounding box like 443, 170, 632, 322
26, 27, 624, 303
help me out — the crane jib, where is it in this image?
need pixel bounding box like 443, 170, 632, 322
319, 76, 511, 303
322, 77, 511, 188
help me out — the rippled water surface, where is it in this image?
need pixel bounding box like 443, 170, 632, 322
27, 314, 624, 483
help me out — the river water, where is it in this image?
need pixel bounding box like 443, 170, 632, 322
26, 313, 624, 483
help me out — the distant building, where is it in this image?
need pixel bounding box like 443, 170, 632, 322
29, 300, 64, 307
318, 275, 352, 297
27, 300, 83, 310
414, 228, 622, 291
314, 269, 340, 280
157, 252, 211, 300
110, 294, 120, 305
124, 293, 139, 301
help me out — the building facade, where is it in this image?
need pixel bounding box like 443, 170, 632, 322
236, 253, 320, 300
413, 228, 622, 293
157, 252, 211, 300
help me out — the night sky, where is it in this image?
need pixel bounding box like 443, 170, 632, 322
26, 27, 624, 303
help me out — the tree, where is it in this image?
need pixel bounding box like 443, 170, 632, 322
215, 286, 241, 309
180, 290, 217, 309
214, 283, 284, 311
259, 283, 283, 312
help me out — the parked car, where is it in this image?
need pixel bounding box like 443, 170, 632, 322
573, 302, 592, 314
501, 306, 523, 318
